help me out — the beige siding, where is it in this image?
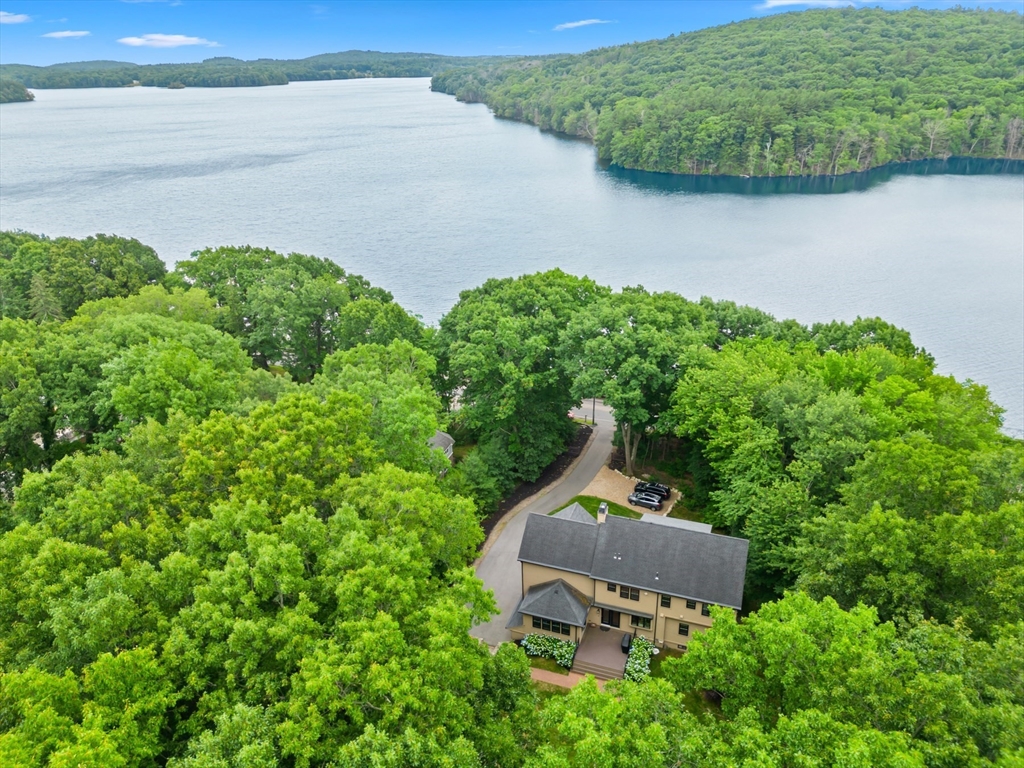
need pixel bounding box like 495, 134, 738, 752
627, 623, 655, 642
521, 563, 595, 597
654, 595, 719, 647
521, 615, 581, 643
594, 579, 659, 617
593, 580, 658, 641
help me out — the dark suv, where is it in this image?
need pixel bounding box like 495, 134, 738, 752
627, 492, 663, 511
634, 481, 671, 499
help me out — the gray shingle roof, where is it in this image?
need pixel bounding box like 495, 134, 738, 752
518, 512, 748, 610
506, 578, 590, 629
428, 430, 455, 453
552, 502, 597, 525
639, 513, 712, 533
591, 516, 748, 609
518, 513, 599, 575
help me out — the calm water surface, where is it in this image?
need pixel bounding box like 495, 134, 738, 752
2, 79, 1022, 433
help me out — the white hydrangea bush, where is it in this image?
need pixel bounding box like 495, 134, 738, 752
623, 636, 656, 682
521, 633, 577, 669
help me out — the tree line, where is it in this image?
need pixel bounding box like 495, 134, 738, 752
0, 51, 507, 91
432, 8, 1024, 177
1, 232, 1021, 765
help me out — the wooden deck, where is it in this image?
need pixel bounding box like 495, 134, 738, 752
571, 626, 629, 679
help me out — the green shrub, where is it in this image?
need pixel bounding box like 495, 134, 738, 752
624, 636, 656, 682
521, 634, 577, 669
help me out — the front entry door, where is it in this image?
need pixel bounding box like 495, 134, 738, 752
600, 608, 620, 628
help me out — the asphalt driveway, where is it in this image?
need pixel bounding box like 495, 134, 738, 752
470, 400, 616, 648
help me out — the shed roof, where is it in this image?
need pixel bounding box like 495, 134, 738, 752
506, 578, 591, 629
428, 430, 455, 452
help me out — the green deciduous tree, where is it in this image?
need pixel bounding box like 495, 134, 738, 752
172, 246, 403, 380
664, 592, 1024, 766
562, 287, 711, 476
436, 270, 608, 485
1, 233, 165, 321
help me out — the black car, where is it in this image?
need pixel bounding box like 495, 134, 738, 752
634, 481, 671, 499
627, 492, 662, 511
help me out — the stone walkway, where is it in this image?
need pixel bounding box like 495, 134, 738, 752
530, 668, 606, 690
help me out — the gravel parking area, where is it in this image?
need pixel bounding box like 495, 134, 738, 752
579, 466, 679, 515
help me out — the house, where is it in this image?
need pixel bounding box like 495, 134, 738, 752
429, 430, 455, 461
506, 503, 748, 678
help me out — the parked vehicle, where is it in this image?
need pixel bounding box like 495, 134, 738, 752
636, 491, 664, 505
627, 493, 662, 511
634, 481, 671, 499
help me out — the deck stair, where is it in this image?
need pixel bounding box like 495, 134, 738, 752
571, 658, 625, 680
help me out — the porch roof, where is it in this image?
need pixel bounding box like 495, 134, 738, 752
506, 578, 591, 629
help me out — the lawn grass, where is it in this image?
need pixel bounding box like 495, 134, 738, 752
649, 647, 685, 678
451, 444, 475, 463
666, 503, 704, 523
533, 680, 571, 702
529, 656, 570, 675
551, 495, 642, 520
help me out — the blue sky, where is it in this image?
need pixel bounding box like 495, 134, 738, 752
1, 0, 1019, 66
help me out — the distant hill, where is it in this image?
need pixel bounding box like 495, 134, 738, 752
45, 60, 137, 71
432, 8, 1024, 177
0, 51, 507, 90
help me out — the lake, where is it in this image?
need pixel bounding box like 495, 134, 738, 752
1, 78, 1022, 434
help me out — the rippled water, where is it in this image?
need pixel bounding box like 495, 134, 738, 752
2, 78, 1021, 433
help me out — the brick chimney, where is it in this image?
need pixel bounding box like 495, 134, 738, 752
597, 502, 608, 524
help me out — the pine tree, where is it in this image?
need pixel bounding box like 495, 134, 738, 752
28, 273, 63, 323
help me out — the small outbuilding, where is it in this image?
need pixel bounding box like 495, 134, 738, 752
429, 430, 455, 461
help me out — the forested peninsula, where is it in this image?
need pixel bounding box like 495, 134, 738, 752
0, 51, 503, 92
432, 8, 1024, 177
2, 229, 1022, 766
0, 78, 34, 103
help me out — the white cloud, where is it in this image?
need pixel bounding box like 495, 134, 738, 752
118, 33, 220, 48
42, 30, 90, 38
0, 11, 31, 23
553, 18, 612, 31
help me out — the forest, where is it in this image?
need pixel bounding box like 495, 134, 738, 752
0, 51, 504, 91
1, 231, 1021, 766
0, 79, 34, 104
432, 8, 1024, 176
